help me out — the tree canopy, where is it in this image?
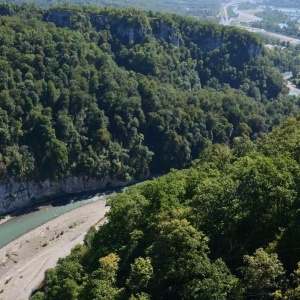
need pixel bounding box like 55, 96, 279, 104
0, 4, 297, 182
32, 116, 300, 299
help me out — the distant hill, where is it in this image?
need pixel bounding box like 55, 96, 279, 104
264, 0, 300, 8
0, 4, 297, 184
0, 0, 221, 20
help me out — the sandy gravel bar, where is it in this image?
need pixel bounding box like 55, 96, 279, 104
0, 196, 109, 300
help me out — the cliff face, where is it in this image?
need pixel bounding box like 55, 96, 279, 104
3, 8, 263, 216
45, 9, 181, 47
192, 35, 223, 52
115, 21, 145, 44
45, 9, 72, 28
0, 176, 131, 215
44, 9, 263, 56
248, 42, 263, 56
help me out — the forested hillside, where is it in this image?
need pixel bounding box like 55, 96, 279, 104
0, 4, 297, 184
32, 117, 300, 299
0, 0, 221, 19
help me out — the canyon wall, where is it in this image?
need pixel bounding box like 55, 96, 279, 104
0, 176, 131, 215
44, 9, 262, 55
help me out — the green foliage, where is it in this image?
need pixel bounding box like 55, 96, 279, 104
39, 117, 300, 298
5, 5, 300, 297
148, 218, 234, 299
282, 262, 300, 299
126, 257, 153, 295
97, 253, 120, 283
0, 5, 294, 181
259, 116, 300, 162
78, 253, 124, 299
241, 248, 287, 298
0, 1, 221, 20
31, 292, 45, 300
79, 279, 123, 300
44, 261, 84, 300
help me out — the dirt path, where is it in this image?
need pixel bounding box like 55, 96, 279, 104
0, 196, 109, 300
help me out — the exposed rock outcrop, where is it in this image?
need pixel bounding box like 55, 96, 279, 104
89, 13, 107, 29
44, 9, 263, 55
45, 9, 180, 46
45, 9, 72, 28
248, 42, 263, 56
152, 21, 180, 47
0, 176, 131, 215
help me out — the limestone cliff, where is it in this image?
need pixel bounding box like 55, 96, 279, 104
45, 9, 181, 46
0, 176, 131, 215
44, 9, 263, 55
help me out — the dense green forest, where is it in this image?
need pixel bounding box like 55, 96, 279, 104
32, 116, 300, 299
0, 0, 221, 20
0, 4, 296, 183
0, 3, 299, 299
267, 43, 300, 75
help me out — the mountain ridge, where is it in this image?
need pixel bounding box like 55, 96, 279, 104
0, 4, 297, 213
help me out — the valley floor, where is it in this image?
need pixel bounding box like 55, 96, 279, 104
0, 196, 109, 300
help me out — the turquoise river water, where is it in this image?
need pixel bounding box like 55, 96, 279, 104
0, 189, 119, 249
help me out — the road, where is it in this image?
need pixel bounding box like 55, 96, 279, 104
240, 26, 300, 44
220, 0, 247, 25
220, 1, 300, 44
283, 73, 300, 96
220, 2, 230, 25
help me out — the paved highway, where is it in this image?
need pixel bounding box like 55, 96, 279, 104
220, 0, 245, 26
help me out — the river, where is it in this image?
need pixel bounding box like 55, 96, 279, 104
0, 188, 120, 249
220, 1, 300, 44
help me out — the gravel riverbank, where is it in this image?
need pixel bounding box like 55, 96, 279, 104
0, 195, 109, 300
